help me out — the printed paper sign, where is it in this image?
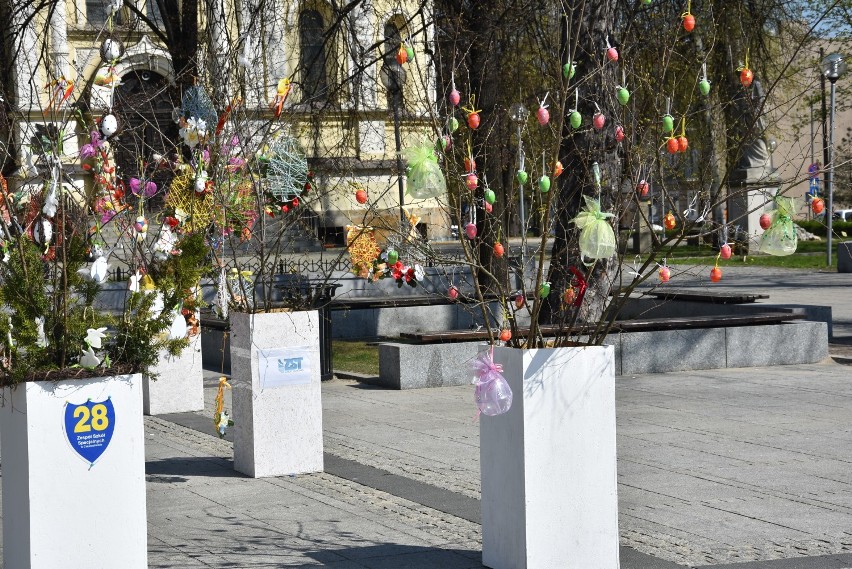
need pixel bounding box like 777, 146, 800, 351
258, 346, 313, 388
63, 398, 116, 466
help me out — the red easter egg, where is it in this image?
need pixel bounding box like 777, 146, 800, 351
664, 212, 676, 230
499, 329, 512, 342
537, 107, 550, 126
467, 112, 480, 129
395, 46, 408, 65
677, 136, 689, 152
759, 213, 772, 230
448, 286, 459, 300
355, 189, 368, 204
465, 223, 477, 239
615, 125, 625, 142
683, 14, 695, 32
493, 242, 504, 258
553, 161, 564, 178
281, 205, 289, 213
812, 197, 825, 215
659, 267, 671, 283
607, 47, 619, 62
710, 267, 722, 282
484, 202, 493, 213
291, 197, 299, 207
637, 180, 650, 198
720, 244, 732, 259
666, 137, 680, 154
465, 173, 478, 191
593, 113, 606, 130
514, 296, 525, 309
740, 68, 753, 88
464, 157, 476, 172
563, 287, 576, 305
449, 89, 461, 106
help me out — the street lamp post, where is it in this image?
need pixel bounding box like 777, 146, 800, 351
380, 62, 408, 226
821, 53, 847, 266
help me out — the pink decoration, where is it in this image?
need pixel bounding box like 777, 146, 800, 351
472, 349, 513, 416
615, 125, 625, 142
449, 89, 461, 106
537, 106, 550, 126
448, 285, 459, 300
465, 223, 477, 239
720, 244, 732, 259
607, 47, 619, 62
484, 202, 493, 213
465, 173, 479, 191
593, 113, 606, 130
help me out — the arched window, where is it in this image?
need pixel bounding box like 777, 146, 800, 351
299, 9, 328, 102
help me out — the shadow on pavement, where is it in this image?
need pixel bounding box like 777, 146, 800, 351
146, 456, 241, 479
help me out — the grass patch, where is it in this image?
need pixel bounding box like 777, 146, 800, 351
332, 341, 379, 375
672, 253, 829, 270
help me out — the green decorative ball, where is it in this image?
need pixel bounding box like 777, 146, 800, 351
484, 189, 496, 204
516, 170, 529, 185
570, 111, 582, 129
406, 46, 414, 60
662, 114, 674, 134
699, 79, 711, 96
539, 175, 551, 193
386, 249, 399, 264
617, 88, 630, 106
562, 62, 576, 80
538, 282, 551, 298
449, 117, 459, 132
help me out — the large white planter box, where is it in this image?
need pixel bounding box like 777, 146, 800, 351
143, 332, 204, 415
0, 374, 148, 569
230, 310, 323, 478
481, 346, 619, 569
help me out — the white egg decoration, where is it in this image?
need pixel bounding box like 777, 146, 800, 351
100, 113, 118, 137
100, 38, 124, 61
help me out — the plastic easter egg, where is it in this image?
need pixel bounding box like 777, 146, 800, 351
562, 62, 576, 79
617, 88, 630, 106
553, 161, 564, 177
677, 135, 689, 153
537, 106, 550, 126
664, 211, 676, 230
467, 113, 481, 130
499, 329, 511, 342
710, 267, 722, 282
484, 202, 493, 213
569, 111, 582, 129
436, 136, 448, 151
662, 114, 674, 133
406, 45, 414, 60
516, 170, 529, 185
484, 189, 496, 204
355, 189, 368, 204
100, 38, 124, 61
465, 173, 478, 191
449, 117, 459, 132
493, 242, 504, 258
683, 14, 695, 32
759, 213, 772, 230
386, 249, 399, 264
615, 125, 625, 142
699, 79, 711, 96
607, 47, 619, 62
449, 89, 461, 106
134, 216, 148, 233
539, 175, 551, 193
465, 223, 477, 239
720, 244, 732, 259
395, 46, 408, 65
666, 137, 679, 154
659, 266, 671, 283
100, 113, 119, 137
514, 295, 525, 309
812, 197, 825, 215
740, 68, 753, 88
637, 180, 650, 198
563, 286, 576, 305
448, 286, 459, 300
464, 157, 476, 172
538, 282, 551, 298
593, 113, 606, 130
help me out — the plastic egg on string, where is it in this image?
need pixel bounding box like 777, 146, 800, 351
553, 161, 564, 178
606, 47, 619, 62
449, 89, 461, 106
740, 68, 754, 88
720, 244, 732, 259
499, 329, 511, 342
563, 286, 576, 305
464, 157, 476, 173
386, 249, 399, 264
562, 62, 576, 79
569, 111, 582, 129
662, 114, 674, 134
615, 125, 625, 142
448, 285, 459, 300
593, 112, 606, 130
493, 242, 504, 258
537, 105, 550, 126
395, 46, 408, 65
100, 113, 119, 137
467, 112, 481, 130
699, 79, 711, 96
539, 175, 551, 193
538, 282, 551, 299
666, 137, 680, 154
710, 267, 723, 282
355, 189, 368, 204
406, 45, 414, 60
659, 266, 671, 283
100, 37, 124, 61
664, 212, 677, 230
465, 173, 478, 191
636, 180, 650, 198
682, 13, 695, 32
516, 170, 528, 185
484, 201, 493, 214
514, 295, 525, 309
449, 117, 460, 132
677, 135, 689, 153
465, 223, 478, 239
617, 87, 630, 106
812, 197, 825, 214
484, 189, 496, 205
759, 213, 772, 230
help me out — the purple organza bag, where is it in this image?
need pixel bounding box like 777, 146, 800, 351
472, 349, 513, 416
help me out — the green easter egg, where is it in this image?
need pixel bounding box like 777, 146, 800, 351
699, 79, 711, 96
570, 111, 582, 129
484, 189, 496, 204
516, 170, 529, 185
406, 46, 414, 59
386, 249, 399, 264
562, 62, 576, 80
449, 117, 459, 132
617, 87, 630, 106
437, 136, 447, 150
643, 0, 652, 4
662, 114, 674, 133
539, 175, 551, 193
538, 282, 551, 298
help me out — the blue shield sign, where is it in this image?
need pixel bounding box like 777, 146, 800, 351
64, 398, 116, 466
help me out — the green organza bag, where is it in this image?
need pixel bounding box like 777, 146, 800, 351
405, 144, 446, 199
759, 195, 797, 256
572, 195, 616, 260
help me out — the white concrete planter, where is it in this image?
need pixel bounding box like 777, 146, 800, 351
143, 331, 204, 415
230, 310, 323, 478
0, 373, 147, 569
481, 346, 619, 569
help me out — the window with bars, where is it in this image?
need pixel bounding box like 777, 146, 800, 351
299, 9, 328, 103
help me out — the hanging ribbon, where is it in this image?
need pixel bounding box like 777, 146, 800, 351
472, 348, 513, 417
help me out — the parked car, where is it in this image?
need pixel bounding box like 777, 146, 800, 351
834, 210, 852, 222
